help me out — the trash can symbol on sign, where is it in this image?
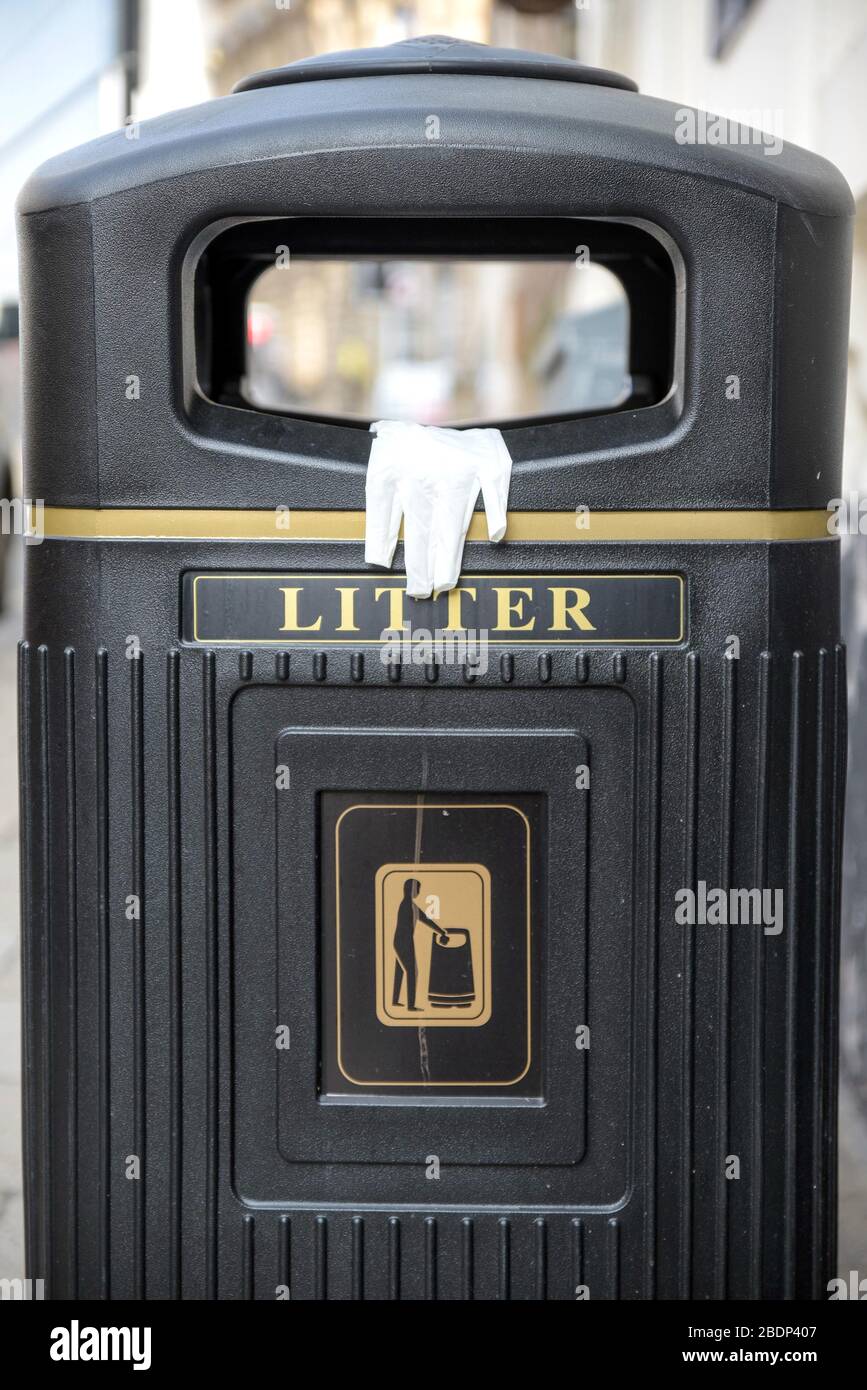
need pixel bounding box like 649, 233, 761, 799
428, 931, 475, 1010
375, 865, 492, 1026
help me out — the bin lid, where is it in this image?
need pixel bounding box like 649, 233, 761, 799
233, 34, 637, 95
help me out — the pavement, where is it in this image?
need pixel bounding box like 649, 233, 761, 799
0, 545, 863, 1292
840, 1083, 867, 1276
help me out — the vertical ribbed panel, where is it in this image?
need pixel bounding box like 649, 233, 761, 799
810, 648, 830, 1298
607, 1218, 621, 1299
825, 645, 847, 1281
498, 1218, 511, 1301
166, 649, 182, 1299
18, 642, 37, 1281
17, 637, 846, 1301
314, 1215, 328, 1300
214, 1212, 656, 1300
202, 651, 219, 1299
242, 1215, 255, 1300
461, 1217, 474, 1300
643, 651, 662, 1297
679, 650, 700, 1298
388, 1216, 401, 1301
572, 1218, 585, 1296
534, 1218, 548, 1301
130, 650, 146, 1299
95, 647, 111, 1299
811, 644, 833, 1295
783, 651, 803, 1297
36, 646, 53, 1291
424, 1216, 438, 1300
750, 652, 772, 1298
278, 1215, 291, 1298
351, 1216, 364, 1300
714, 654, 737, 1298
63, 647, 78, 1299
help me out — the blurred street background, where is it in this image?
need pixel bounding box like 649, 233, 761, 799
1, 0, 867, 1286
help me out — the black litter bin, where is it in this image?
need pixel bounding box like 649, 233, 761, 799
17, 35, 852, 1300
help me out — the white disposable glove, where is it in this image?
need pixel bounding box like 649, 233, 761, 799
364, 420, 512, 598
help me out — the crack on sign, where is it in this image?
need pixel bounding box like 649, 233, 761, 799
415, 754, 431, 1083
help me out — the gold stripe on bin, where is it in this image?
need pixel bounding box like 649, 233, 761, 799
40, 507, 834, 543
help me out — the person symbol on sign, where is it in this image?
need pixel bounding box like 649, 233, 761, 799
391, 878, 449, 1012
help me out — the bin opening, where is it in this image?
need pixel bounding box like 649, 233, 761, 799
193, 218, 676, 431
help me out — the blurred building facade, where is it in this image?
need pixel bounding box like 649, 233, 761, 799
0, 0, 136, 303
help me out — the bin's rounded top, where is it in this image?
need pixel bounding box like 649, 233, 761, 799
233, 33, 637, 95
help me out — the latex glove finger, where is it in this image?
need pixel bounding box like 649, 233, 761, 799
364, 441, 404, 569
401, 456, 438, 599
431, 473, 482, 598
478, 431, 512, 543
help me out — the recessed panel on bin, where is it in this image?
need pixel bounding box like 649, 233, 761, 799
229, 684, 635, 1208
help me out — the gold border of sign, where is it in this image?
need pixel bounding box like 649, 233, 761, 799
334, 802, 532, 1088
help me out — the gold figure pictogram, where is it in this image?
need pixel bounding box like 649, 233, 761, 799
374, 863, 492, 1027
